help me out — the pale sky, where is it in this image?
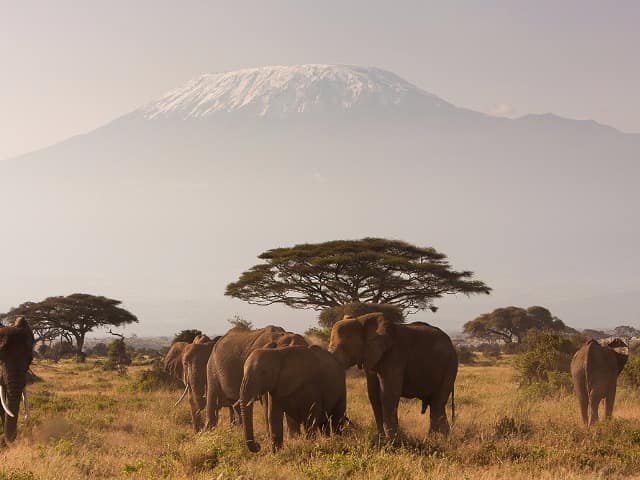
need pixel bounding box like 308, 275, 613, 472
2, 0, 639, 160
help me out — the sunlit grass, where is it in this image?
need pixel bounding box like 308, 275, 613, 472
0, 357, 639, 479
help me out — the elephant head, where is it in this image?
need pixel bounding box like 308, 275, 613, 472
607, 338, 629, 374
329, 313, 394, 371
238, 348, 285, 453
0, 317, 34, 446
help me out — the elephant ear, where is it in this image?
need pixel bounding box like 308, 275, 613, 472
359, 313, 394, 370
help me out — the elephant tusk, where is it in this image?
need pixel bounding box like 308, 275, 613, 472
0, 385, 15, 418
23, 390, 30, 421
175, 384, 189, 407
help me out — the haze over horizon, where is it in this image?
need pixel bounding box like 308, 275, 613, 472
1, 2, 639, 338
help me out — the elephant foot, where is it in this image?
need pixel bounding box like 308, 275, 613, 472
246, 440, 261, 453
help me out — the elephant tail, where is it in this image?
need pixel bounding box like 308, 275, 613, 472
450, 385, 455, 425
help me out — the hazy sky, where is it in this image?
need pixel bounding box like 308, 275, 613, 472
2, 1, 639, 160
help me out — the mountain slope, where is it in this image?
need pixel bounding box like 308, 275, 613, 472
0, 65, 638, 335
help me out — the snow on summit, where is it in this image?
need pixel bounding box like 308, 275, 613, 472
138, 64, 449, 119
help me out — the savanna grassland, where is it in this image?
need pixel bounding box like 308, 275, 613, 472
2, 356, 640, 480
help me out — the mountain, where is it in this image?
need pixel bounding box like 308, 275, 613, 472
135, 65, 455, 119
1, 65, 638, 335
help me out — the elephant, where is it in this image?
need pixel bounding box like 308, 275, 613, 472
329, 313, 457, 439
0, 317, 34, 447
163, 341, 188, 383
204, 325, 307, 431
176, 338, 219, 431
192, 335, 212, 344
571, 338, 628, 426
238, 345, 347, 453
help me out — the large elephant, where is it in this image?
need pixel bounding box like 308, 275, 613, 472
204, 326, 307, 430
163, 341, 188, 383
329, 313, 457, 439
176, 337, 219, 431
0, 317, 34, 447
239, 345, 346, 453
571, 338, 628, 426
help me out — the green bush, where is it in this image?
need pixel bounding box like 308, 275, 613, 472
515, 330, 578, 395
131, 361, 182, 392
620, 355, 640, 388
476, 343, 502, 359
103, 339, 132, 374
304, 326, 331, 344
456, 345, 477, 365
502, 342, 525, 354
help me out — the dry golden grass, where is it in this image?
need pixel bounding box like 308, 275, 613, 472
1, 356, 640, 479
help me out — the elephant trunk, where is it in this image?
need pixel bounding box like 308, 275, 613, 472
239, 377, 260, 453
2, 379, 24, 444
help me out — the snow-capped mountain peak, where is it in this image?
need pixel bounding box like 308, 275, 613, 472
137, 64, 450, 119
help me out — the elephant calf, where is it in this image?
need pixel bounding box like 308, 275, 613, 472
571, 338, 628, 426
238, 345, 346, 453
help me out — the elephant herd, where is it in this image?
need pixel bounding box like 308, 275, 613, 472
163, 313, 458, 452
0, 313, 631, 451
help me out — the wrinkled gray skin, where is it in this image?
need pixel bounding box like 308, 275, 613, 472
204, 326, 307, 432
239, 345, 346, 453
180, 338, 219, 431
329, 313, 457, 439
571, 338, 628, 426
0, 317, 34, 447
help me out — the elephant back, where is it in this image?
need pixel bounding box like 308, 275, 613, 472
211, 325, 295, 400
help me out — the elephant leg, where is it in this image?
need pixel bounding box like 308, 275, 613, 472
429, 402, 449, 435
574, 376, 588, 425
286, 414, 301, 437
366, 372, 384, 437
330, 395, 347, 435
303, 402, 323, 437
263, 393, 270, 434
588, 391, 600, 426
429, 385, 452, 435
379, 372, 403, 441
204, 381, 219, 429
268, 398, 284, 452
604, 386, 617, 420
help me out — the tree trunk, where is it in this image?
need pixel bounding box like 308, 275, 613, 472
74, 333, 87, 362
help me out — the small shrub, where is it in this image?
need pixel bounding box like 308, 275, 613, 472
131, 361, 182, 391
620, 355, 640, 388
103, 338, 132, 375
494, 416, 533, 438
227, 315, 253, 330
305, 326, 331, 344
516, 330, 578, 395
456, 345, 477, 364
476, 343, 502, 359
502, 342, 525, 354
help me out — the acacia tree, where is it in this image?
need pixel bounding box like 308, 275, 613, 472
1, 293, 138, 356
172, 329, 203, 344
226, 238, 491, 316
463, 306, 569, 344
